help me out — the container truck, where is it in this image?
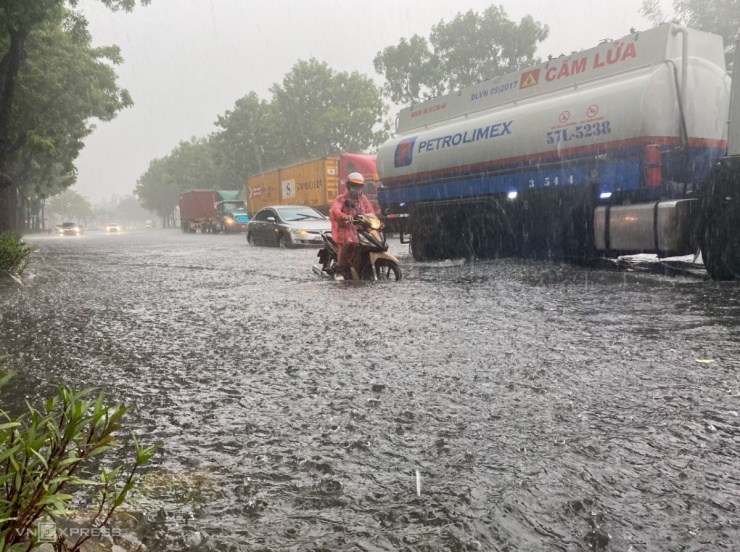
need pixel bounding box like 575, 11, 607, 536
377, 23, 740, 280
179, 190, 249, 233
246, 153, 380, 217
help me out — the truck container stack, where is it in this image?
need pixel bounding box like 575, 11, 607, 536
246, 153, 381, 217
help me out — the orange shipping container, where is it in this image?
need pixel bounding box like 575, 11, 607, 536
246, 170, 281, 216
246, 157, 340, 217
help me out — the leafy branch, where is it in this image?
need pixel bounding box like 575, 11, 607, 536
0, 362, 157, 551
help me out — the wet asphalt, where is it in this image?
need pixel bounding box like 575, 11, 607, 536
1, 229, 740, 551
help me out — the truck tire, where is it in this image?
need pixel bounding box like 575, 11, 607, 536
699, 159, 740, 281
464, 211, 512, 260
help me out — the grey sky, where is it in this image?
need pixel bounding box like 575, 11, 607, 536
74, 0, 661, 203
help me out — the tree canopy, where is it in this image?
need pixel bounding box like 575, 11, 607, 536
10, 13, 133, 201
0, 0, 149, 231
374, 5, 549, 104
47, 188, 94, 222
135, 58, 388, 223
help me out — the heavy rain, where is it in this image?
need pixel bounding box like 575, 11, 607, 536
2, 231, 740, 550
2, 0, 740, 551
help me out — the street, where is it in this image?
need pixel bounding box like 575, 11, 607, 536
2, 228, 740, 551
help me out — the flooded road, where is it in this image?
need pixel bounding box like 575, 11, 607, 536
2, 229, 740, 551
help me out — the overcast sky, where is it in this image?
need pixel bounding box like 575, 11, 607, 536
73, 0, 665, 203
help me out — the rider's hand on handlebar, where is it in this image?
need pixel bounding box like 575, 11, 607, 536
342, 215, 353, 223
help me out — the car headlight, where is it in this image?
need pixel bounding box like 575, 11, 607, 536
225, 218, 236, 225
290, 229, 308, 235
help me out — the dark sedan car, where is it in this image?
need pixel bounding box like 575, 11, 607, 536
246, 206, 331, 248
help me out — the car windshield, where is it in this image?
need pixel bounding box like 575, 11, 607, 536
62, 223, 78, 228
278, 208, 325, 222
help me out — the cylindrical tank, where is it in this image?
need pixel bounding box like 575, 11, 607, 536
377, 24, 729, 198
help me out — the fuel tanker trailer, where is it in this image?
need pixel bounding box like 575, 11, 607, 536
377, 23, 740, 280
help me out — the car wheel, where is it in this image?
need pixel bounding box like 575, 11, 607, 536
247, 232, 256, 246
277, 234, 288, 248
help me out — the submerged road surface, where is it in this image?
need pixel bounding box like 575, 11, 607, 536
2, 229, 740, 551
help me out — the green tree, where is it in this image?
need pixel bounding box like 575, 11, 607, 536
641, 0, 740, 66
0, 0, 150, 232
135, 139, 218, 227
374, 4, 549, 104
209, 92, 279, 188
115, 195, 152, 221
47, 189, 94, 222
269, 58, 387, 161
135, 156, 178, 226
137, 61, 386, 212
373, 35, 444, 105
10, 13, 133, 230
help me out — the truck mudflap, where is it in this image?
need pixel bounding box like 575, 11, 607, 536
594, 199, 697, 256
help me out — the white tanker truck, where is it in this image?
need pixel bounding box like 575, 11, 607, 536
377, 23, 740, 280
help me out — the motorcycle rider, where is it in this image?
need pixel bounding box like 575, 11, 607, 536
329, 171, 374, 275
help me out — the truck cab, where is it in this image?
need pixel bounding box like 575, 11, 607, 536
217, 197, 250, 233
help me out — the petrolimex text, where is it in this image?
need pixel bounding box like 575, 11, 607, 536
418, 121, 513, 153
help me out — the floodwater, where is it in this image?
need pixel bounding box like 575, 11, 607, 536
2, 229, 740, 551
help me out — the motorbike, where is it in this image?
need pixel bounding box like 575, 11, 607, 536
312, 213, 402, 281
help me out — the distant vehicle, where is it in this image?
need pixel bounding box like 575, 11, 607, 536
57, 222, 84, 236
105, 223, 121, 233
145, 220, 154, 229
246, 205, 330, 248
246, 153, 381, 217
179, 190, 249, 233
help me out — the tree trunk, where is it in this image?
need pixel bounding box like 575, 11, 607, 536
0, 184, 18, 232
0, 29, 29, 232
0, 29, 28, 175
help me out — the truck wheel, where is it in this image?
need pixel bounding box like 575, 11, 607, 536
700, 160, 740, 281
464, 213, 505, 260
701, 205, 740, 280
562, 189, 596, 264
410, 234, 426, 261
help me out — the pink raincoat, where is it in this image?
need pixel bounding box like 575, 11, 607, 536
329, 189, 374, 266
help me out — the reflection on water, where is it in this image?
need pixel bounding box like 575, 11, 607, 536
1, 230, 740, 550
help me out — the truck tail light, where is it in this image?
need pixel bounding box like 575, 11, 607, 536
644, 144, 662, 187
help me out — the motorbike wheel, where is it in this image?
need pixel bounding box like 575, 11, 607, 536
368, 259, 402, 281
